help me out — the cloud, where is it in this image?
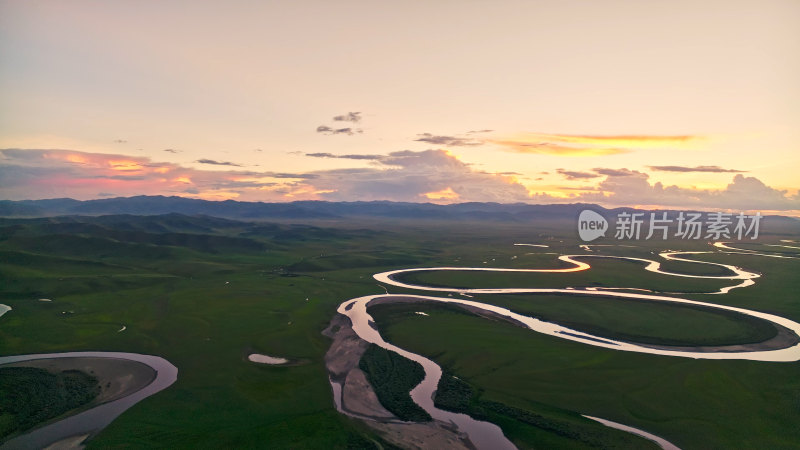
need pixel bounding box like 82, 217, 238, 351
196, 159, 242, 167
715, 174, 797, 210
270, 173, 318, 179
305, 152, 336, 158
559, 186, 601, 191
332, 112, 361, 123
415, 133, 483, 147
2, 148, 797, 212
305, 149, 530, 203
0, 148, 529, 204
648, 165, 746, 173
0, 149, 313, 201
305, 152, 383, 160
317, 112, 365, 135
316, 125, 362, 135
491, 132, 703, 157
556, 169, 600, 180
539, 170, 800, 211
164, 149, 180, 153
491, 140, 629, 156
529, 133, 702, 147
592, 168, 639, 177
467, 129, 493, 134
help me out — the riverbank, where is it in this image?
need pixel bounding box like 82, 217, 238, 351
0, 352, 177, 450
322, 314, 475, 449
1, 357, 156, 407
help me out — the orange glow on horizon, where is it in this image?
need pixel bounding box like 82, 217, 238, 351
422, 187, 460, 202
527, 189, 574, 199
281, 185, 337, 199
187, 190, 240, 201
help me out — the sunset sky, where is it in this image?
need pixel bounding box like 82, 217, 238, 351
1, 1, 799, 214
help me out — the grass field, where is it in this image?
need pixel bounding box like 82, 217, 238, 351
370, 303, 800, 449
459, 293, 777, 347
0, 214, 798, 448
395, 257, 735, 293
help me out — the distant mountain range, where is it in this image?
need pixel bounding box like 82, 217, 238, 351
0, 196, 797, 230
0, 196, 601, 220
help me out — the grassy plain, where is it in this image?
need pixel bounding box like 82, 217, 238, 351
395, 257, 734, 293
0, 215, 798, 448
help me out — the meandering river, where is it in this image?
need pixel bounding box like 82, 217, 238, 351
334, 243, 800, 449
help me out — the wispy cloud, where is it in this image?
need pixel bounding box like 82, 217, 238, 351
0, 149, 309, 201
493, 140, 628, 156
556, 169, 600, 180
592, 168, 639, 177
196, 159, 242, 167
317, 111, 365, 135
529, 133, 702, 147
305, 152, 383, 160
332, 112, 361, 123
492, 132, 704, 157
556, 168, 641, 179
648, 165, 746, 173
269, 173, 319, 179
415, 133, 483, 147
316, 125, 362, 135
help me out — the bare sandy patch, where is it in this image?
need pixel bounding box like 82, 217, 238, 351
323, 313, 475, 449
341, 368, 394, 419
247, 354, 288, 365
42, 433, 90, 450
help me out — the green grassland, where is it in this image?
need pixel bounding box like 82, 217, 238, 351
434, 369, 658, 449
395, 257, 735, 293
489, 293, 778, 346
369, 303, 800, 449
0, 215, 798, 448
